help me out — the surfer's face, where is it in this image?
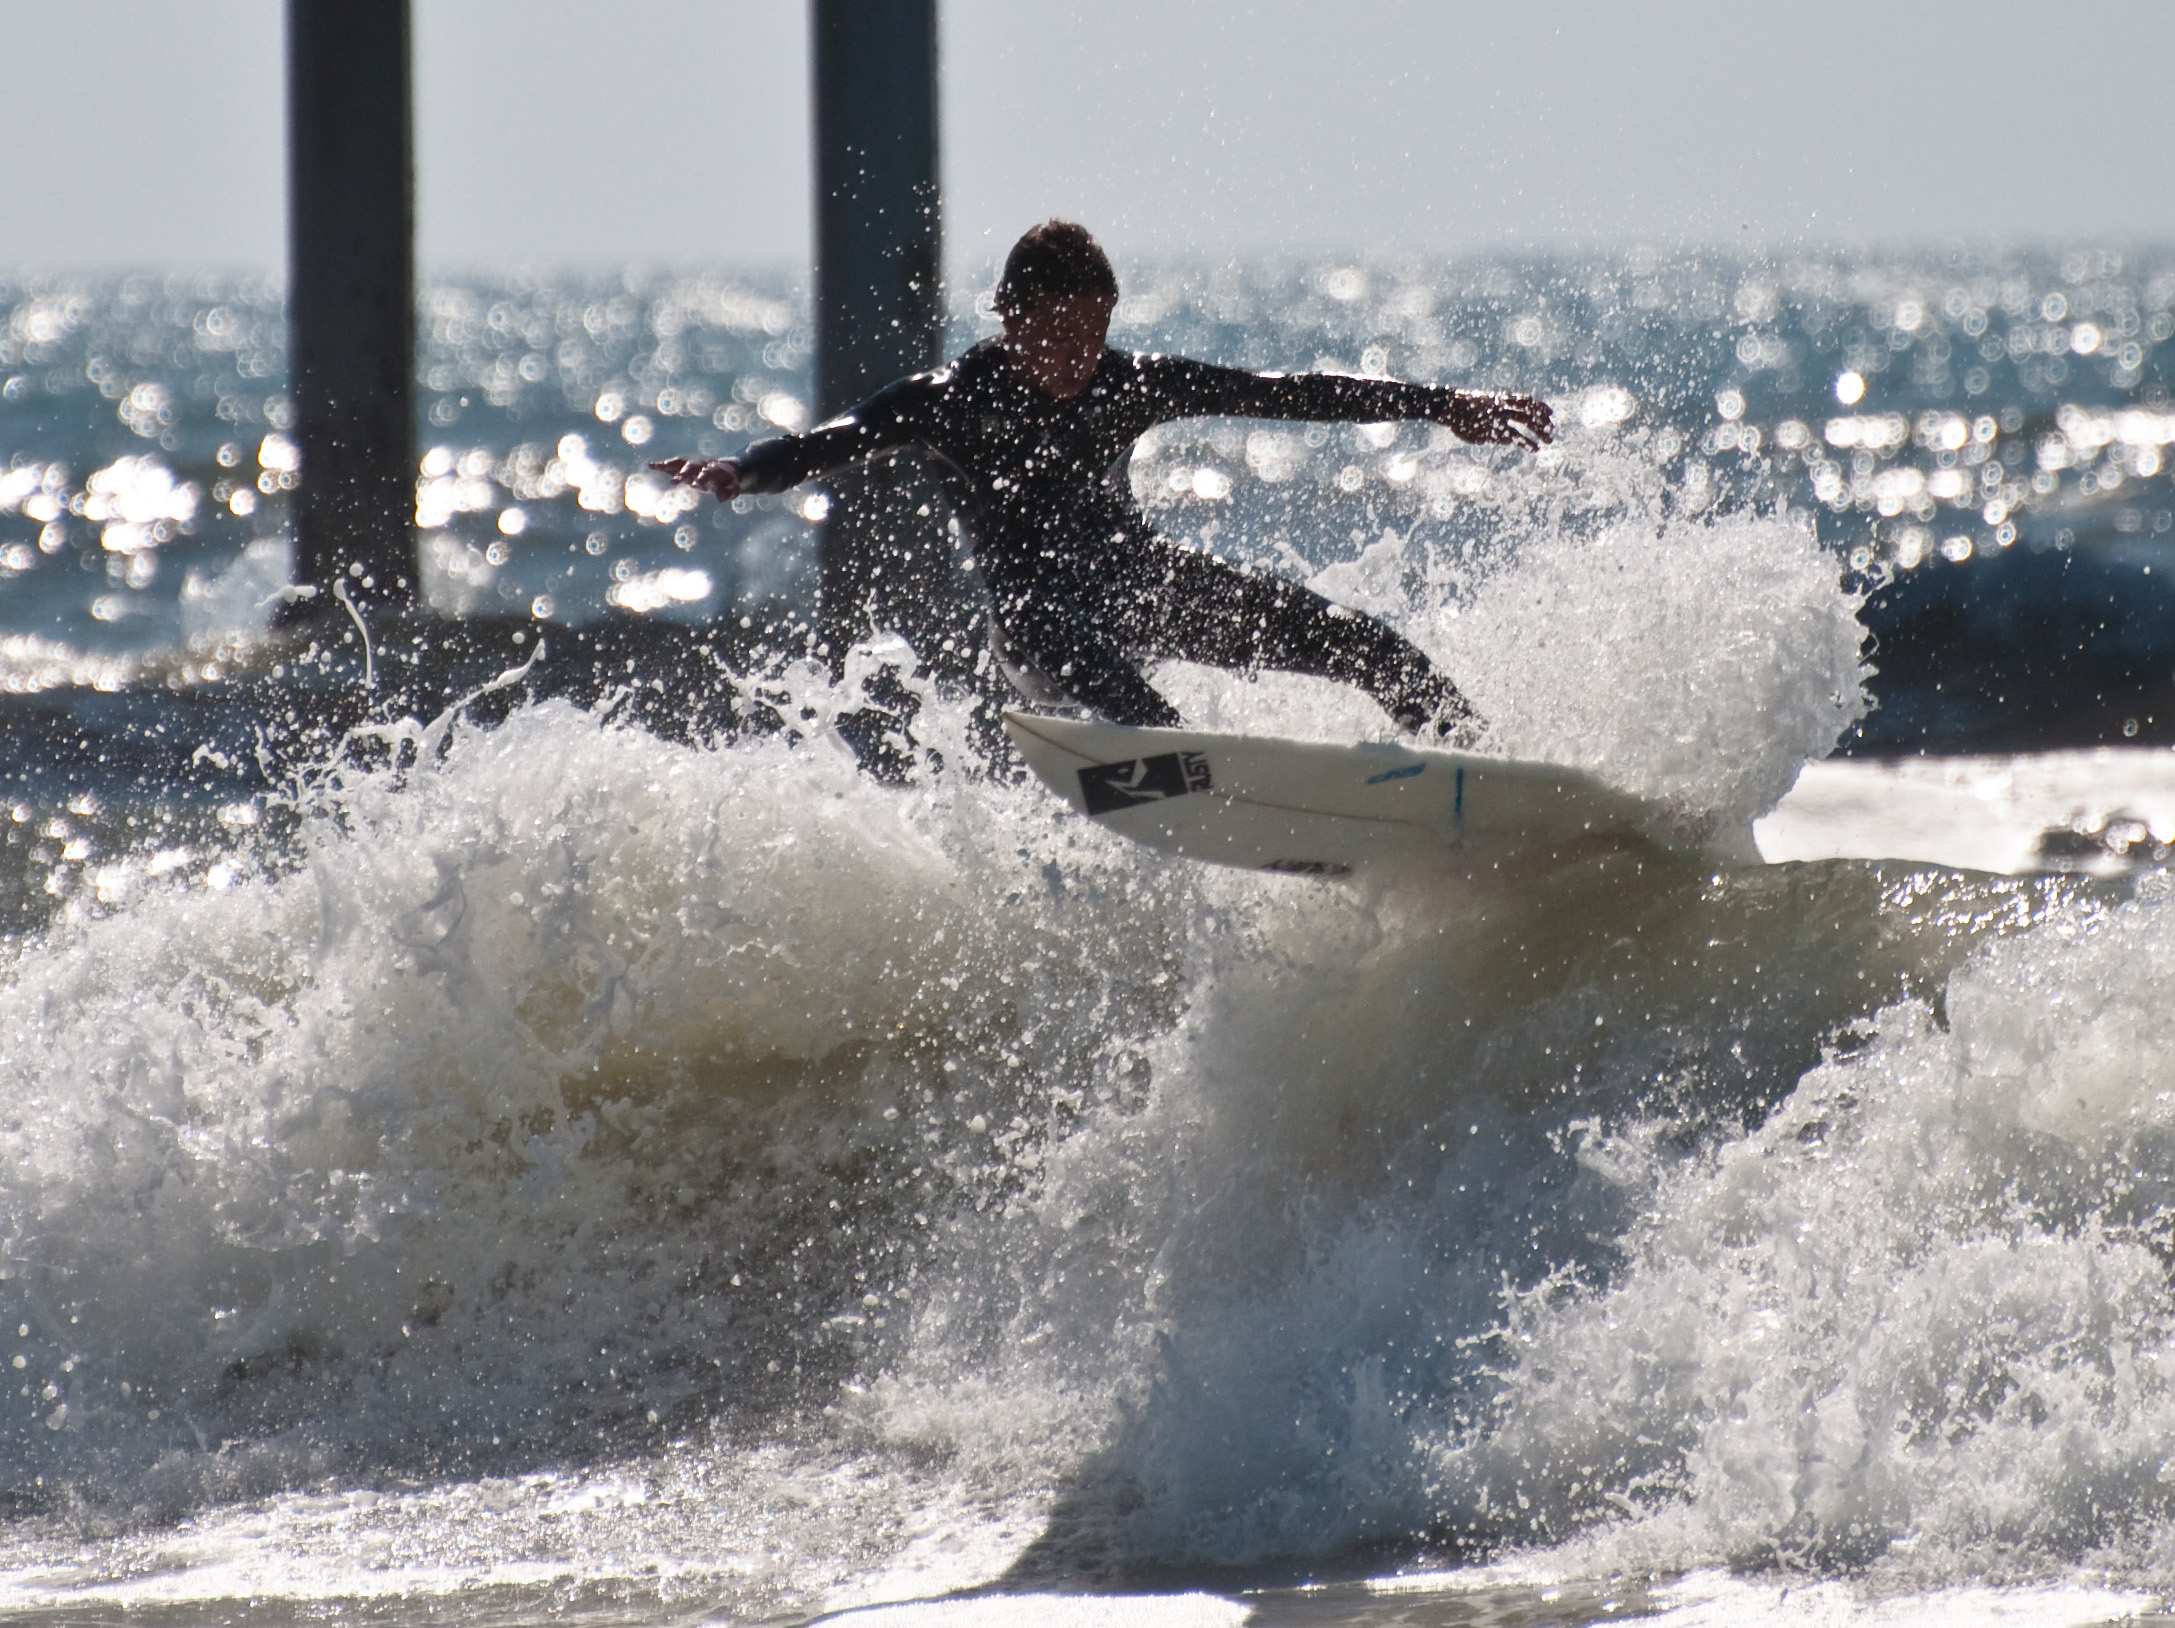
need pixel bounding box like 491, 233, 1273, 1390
1001, 293, 1114, 400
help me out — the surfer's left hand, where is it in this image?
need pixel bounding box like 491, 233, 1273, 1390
1442, 391, 1554, 451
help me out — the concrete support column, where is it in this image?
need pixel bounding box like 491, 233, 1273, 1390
810, 0, 968, 677
285, 0, 417, 613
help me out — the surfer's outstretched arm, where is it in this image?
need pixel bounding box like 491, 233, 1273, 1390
650, 371, 943, 501
1136, 354, 1554, 450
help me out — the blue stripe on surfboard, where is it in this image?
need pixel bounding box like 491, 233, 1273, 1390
1364, 762, 1426, 785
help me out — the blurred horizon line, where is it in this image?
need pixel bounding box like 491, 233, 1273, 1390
9, 233, 2175, 288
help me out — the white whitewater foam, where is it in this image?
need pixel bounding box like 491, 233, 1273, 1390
1438, 869, 2175, 1590
0, 682, 1189, 1506
20, 442, 2132, 1622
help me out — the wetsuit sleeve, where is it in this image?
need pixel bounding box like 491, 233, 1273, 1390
1134, 352, 1460, 427
732, 372, 943, 494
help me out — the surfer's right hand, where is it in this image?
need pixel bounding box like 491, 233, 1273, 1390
649, 456, 742, 500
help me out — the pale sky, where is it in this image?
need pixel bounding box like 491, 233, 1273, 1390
9, 1, 2172, 281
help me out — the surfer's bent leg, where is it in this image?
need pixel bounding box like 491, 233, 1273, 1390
1137, 547, 1481, 737
994, 588, 1181, 727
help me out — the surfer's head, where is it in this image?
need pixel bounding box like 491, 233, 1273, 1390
996, 220, 1117, 400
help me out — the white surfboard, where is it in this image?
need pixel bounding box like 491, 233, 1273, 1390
1003, 710, 1702, 880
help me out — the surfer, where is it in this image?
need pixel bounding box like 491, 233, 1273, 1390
652, 220, 1553, 740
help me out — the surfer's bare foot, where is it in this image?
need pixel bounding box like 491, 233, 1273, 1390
1392, 698, 1487, 752
1435, 712, 1488, 752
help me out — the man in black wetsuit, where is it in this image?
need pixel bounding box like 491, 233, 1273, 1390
653, 220, 1553, 740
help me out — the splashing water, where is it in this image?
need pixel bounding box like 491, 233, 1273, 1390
4, 279, 2174, 1623
1444, 869, 2175, 1593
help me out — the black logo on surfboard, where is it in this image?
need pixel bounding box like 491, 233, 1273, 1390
1077, 751, 1212, 816
1261, 858, 1353, 878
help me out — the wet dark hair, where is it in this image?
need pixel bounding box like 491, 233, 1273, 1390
993, 220, 1118, 317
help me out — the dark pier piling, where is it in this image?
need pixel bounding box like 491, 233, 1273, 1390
809, 0, 973, 692
284, 0, 416, 615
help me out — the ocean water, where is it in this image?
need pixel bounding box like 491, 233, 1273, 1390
1, 249, 2174, 1626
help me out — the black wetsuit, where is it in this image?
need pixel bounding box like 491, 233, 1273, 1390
736, 338, 1474, 732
